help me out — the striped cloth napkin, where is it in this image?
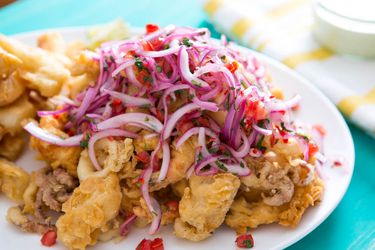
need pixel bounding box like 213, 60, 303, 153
203, 0, 375, 137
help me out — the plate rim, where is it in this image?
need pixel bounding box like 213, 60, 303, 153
7, 26, 355, 250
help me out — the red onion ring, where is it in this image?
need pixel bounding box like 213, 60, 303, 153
24, 122, 83, 147
97, 113, 163, 133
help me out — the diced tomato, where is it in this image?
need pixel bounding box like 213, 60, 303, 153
150, 238, 164, 250
313, 124, 327, 137
141, 40, 155, 51
226, 61, 239, 73
245, 100, 268, 121
146, 24, 160, 34
136, 151, 151, 164
136, 239, 152, 250
165, 200, 179, 212
155, 109, 164, 122
136, 238, 164, 250
176, 120, 194, 134
308, 141, 319, 158
236, 234, 254, 248
291, 103, 300, 111
196, 117, 210, 127
41, 230, 57, 247
135, 67, 152, 87
333, 160, 342, 167
112, 98, 122, 107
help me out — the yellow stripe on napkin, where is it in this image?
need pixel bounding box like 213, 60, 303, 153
338, 87, 375, 116
231, 18, 253, 39
282, 47, 333, 68
204, 0, 223, 17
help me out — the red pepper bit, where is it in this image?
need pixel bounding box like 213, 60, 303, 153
333, 160, 342, 167
165, 200, 179, 212
146, 24, 160, 34
40, 230, 57, 247
313, 124, 327, 137
236, 233, 254, 248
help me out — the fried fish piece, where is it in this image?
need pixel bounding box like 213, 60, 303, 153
56, 174, 122, 250
0, 34, 70, 97
0, 132, 25, 161
30, 116, 81, 176
0, 158, 30, 202
0, 47, 26, 107
174, 173, 240, 241
150, 137, 197, 191
0, 94, 35, 136
225, 176, 324, 233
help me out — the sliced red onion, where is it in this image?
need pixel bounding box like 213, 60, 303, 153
157, 141, 170, 181
163, 103, 201, 139
176, 127, 218, 149
139, 45, 180, 58
88, 128, 139, 171
103, 89, 152, 107
119, 214, 137, 236
226, 130, 250, 158
192, 97, 219, 112
37, 106, 69, 117
178, 46, 210, 89
200, 83, 222, 101
143, 24, 175, 41
193, 63, 235, 87
148, 197, 162, 235
125, 66, 143, 88
75, 86, 100, 122
195, 155, 228, 175
97, 113, 163, 133
225, 162, 250, 176
24, 122, 83, 147
144, 133, 159, 139
112, 59, 135, 77
268, 94, 302, 111
253, 124, 273, 136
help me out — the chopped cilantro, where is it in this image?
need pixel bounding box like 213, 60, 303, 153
156, 65, 162, 73
216, 161, 228, 171
256, 135, 267, 151
79, 133, 90, 148
182, 37, 193, 47
163, 44, 170, 49
280, 122, 293, 132
241, 80, 247, 88
197, 152, 203, 161
143, 75, 153, 83
244, 239, 253, 248
191, 80, 202, 87
109, 55, 115, 62
208, 147, 219, 154
135, 57, 143, 71
220, 55, 226, 60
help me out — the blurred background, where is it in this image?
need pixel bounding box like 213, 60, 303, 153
0, 0, 374, 249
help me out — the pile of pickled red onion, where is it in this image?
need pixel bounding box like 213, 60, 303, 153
24, 24, 322, 235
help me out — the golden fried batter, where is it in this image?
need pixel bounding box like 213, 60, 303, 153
174, 173, 240, 241
0, 132, 25, 161
30, 116, 81, 176
56, 174, 122, 250
0, 34, 70, 97
0, 158, 30, 202
226, 176, 324, 234
150, 137, 197, 191
0, 94, 35, 136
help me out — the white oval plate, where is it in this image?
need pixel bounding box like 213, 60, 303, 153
0, 27, 354, 250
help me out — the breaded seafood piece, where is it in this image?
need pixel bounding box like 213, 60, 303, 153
174, 173, 240, 241
225, 176, 324, 233
150, 137, 197, 191
30, 116, 81, 176
0, 34, 70, 97
61, 52, 99, 98
56, 174, 122, 250
0, 47, 26, 106
0, 158, 30, 202
0, 132, 25, 161
77, 138, 134, 181
0, 94, 35, 136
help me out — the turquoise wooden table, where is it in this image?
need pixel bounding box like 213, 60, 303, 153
0, 0, 374, 249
